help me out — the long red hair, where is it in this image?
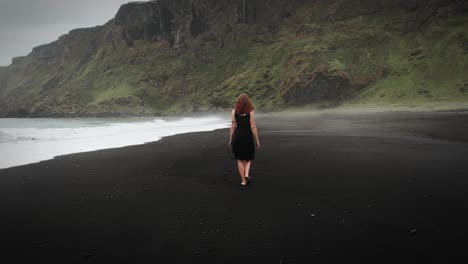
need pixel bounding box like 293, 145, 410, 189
234, 93, 254, 114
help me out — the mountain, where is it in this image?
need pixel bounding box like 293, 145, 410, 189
0, 0, 467, 117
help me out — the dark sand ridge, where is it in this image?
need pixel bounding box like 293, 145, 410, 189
1, 111, 468, 263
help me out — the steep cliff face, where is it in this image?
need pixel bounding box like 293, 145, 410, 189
112, 0, 309, 48
0, 0, 467, 117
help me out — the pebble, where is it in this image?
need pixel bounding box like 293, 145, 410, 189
82, 252, 94, 259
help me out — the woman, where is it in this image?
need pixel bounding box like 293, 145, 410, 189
229, 93, 261, 186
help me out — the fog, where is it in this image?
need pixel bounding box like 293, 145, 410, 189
0, 0, 147, 66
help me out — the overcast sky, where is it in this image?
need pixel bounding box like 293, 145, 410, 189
0, 0, 147, 66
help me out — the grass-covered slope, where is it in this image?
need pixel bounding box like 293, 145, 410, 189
0, 0, 467, 117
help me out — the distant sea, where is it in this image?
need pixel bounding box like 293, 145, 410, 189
0, 116, 229, 169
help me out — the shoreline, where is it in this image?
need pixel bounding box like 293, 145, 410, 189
1, 111, 468, 262
0, 126, 229, 171
2, 108, 466, 171
0, 116, 229, 170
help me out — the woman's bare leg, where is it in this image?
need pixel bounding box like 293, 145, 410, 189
245, 160, 252, 178
237, 160, 247, 184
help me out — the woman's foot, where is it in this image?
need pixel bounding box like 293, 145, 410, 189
241, 181, 247, 186
245, 176, 251, 185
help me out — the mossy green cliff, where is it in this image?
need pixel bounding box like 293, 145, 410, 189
0, 0, 467, 117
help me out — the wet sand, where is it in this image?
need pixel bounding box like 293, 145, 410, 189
1, 111, 468, 263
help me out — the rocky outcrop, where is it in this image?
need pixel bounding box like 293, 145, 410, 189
282, 67, 361, 105
282, 65, 389, 106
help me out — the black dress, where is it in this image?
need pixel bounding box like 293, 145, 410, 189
232, 111, 255, 161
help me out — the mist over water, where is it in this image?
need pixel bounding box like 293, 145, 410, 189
0, 116, 229, 169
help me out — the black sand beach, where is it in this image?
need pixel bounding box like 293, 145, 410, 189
1, 111, 468, 263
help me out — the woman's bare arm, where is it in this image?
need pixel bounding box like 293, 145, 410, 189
229, 109, 236, 146
250, 111, 260, 149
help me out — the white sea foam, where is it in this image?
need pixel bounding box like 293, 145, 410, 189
0, 116, 229, 169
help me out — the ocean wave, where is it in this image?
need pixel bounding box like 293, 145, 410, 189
0, 117, 226, 143
0, 116, 229, 169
